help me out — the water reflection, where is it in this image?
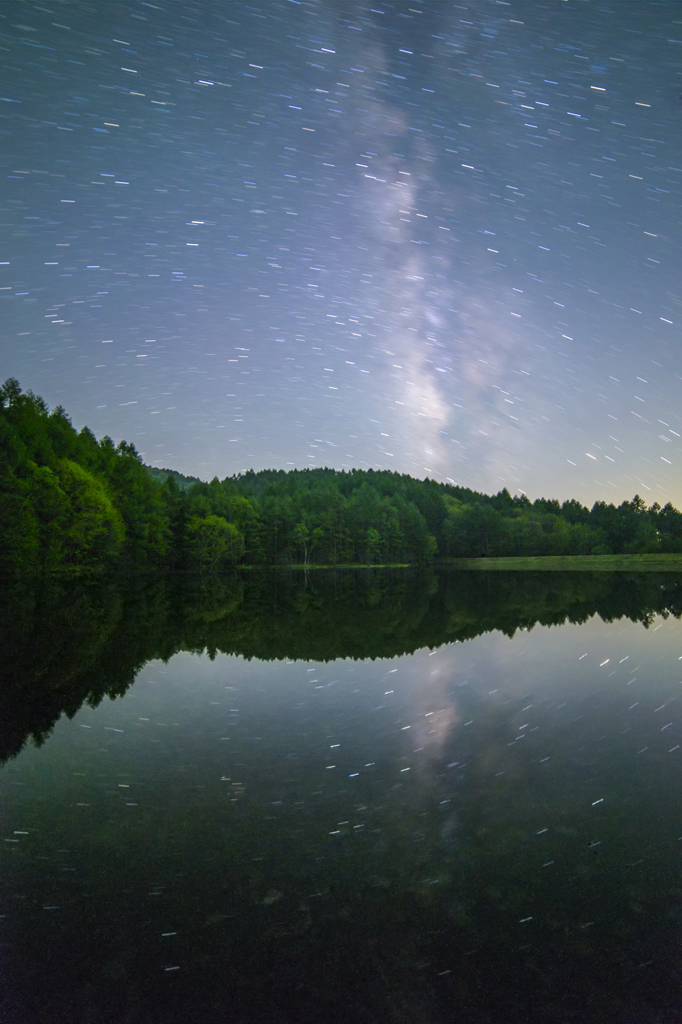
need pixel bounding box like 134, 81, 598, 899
2, 567, 682, 763
2, 570, 682, 1023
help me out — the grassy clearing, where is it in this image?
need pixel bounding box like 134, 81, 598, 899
447, 554, 682, 571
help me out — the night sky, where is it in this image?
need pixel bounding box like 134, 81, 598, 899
2, 0, 681, 506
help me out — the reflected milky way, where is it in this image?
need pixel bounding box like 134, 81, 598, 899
4, 587, 682, 1024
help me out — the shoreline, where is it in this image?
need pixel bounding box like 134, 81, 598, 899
4, 554, 682, 575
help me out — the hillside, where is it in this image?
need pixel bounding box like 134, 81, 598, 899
2, 377, 682, 573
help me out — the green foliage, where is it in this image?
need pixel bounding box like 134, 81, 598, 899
55, 460, 125, 567
146, 465, 203, 490
101, 439, 169, 565
0, 380, 156, 571
3, 379, 682, 573
188, 515, 244, 570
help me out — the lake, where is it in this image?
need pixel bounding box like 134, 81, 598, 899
2, 569, 682, 1023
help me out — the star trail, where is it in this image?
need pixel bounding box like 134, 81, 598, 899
1, 0, 681, 505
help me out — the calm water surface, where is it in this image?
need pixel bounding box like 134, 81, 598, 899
2, 573, 682, 1022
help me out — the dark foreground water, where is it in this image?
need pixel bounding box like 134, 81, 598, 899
2, 569, 682, 1023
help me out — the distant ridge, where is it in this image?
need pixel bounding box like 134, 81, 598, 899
145, 466, 203, 491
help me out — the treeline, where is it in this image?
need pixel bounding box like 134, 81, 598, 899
0, 378, 168, 571
2, 377, 682, 572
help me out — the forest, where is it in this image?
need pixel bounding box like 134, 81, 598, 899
2, 377, 682, 573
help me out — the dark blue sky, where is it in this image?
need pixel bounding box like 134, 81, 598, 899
2, 0, 681, 506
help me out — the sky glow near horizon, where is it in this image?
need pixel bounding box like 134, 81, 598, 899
1, 0, 681, 506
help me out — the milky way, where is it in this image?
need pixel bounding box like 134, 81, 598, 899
1, 0, 681, 505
